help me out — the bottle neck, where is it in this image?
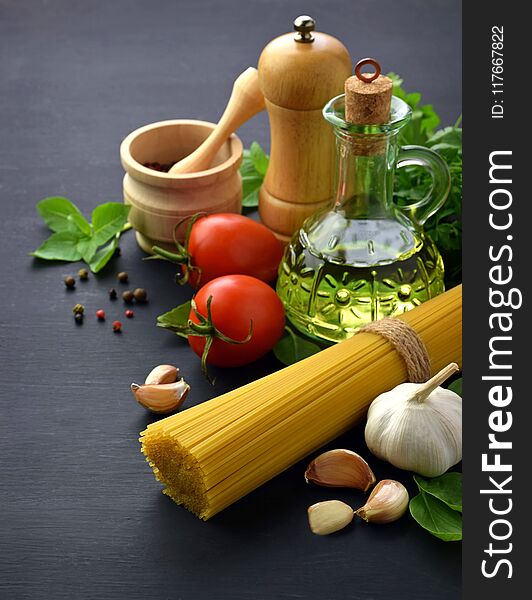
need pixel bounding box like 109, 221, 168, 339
333, 129, 399, 219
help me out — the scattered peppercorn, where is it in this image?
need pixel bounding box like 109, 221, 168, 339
125, 309, 134, 318
112, 320, 122, 333
109, 288, 117, 300
122, 290, 134, 304
143, 161, 173, 172
117, 271, 129, 283
74, 313, 84, 325
96, 309, 106, 321
78, 268, 89, 281
72, 303, 85, 315
64, 276, 76, 289
133, 288, 148, 303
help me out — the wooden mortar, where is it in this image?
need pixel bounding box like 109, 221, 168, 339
120, 120, 243, 253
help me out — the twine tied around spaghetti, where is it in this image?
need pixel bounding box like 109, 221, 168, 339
358, 319, 432, 383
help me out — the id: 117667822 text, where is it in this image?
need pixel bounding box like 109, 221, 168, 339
491, 26, 504, 119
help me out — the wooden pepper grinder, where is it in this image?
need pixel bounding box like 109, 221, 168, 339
258, 16, 352, 242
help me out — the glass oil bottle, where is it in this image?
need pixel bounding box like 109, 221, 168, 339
276, 63, 450, 343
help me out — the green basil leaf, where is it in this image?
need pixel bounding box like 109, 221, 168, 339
448, 377, 462, 397
273, 327, 322, 366
68, 211, 93, 237
36, 196, 91, 235
240, 157, 258, 177
240, 143, 269, 208
249, 141, 269, 176
242, 173, 263, 207
410, 491, 462, 541
157, 301, 192, 339
91, 203, 130, 247
87, 235, 119, 273
414, 473, 462, 512
31, 231, 84, 261
76, 237, 98, 263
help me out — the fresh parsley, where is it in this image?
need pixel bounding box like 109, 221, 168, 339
388, 73, 462, 288
32, 196, 131, 273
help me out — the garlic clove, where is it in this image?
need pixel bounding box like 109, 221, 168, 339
131, 379, 189, 414
307, 500, 354, 535
355, 479, 409, 524
144, 364, 179, 385
305, 449, 376, 492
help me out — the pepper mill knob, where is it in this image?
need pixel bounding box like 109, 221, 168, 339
293, 15, 315, 43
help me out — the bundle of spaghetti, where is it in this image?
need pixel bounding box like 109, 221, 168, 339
141, 284, 462, 520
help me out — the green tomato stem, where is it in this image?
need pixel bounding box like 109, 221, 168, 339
151, 246, 187, 263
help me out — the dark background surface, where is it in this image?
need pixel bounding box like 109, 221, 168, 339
0, 1, 461, 598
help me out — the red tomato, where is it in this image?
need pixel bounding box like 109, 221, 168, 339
188, 275, 285, 367
185, 214, 283, 288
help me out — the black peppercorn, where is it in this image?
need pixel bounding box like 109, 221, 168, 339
117, 271, 129, 283
64, 276, 76, 289
78, 268, 89, 281
74, 313, 84, 325
122, 290, 134, 304
108, 288, 117, 300
133, 288, 147, 303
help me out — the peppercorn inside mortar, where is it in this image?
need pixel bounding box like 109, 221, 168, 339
144, 162, 173, 172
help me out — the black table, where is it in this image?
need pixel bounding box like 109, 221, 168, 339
0, 1, 462, 598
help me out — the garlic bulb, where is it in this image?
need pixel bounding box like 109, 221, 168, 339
364, 363, 462, 477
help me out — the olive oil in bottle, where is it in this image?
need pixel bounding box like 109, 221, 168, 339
277, 214, 444, 343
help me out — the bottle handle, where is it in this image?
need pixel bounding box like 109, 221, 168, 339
395, 145, 451, 225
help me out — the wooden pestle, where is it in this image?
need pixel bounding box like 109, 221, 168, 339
169, 67, 265, 174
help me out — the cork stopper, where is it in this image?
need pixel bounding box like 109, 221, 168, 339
345, 58, 392, 125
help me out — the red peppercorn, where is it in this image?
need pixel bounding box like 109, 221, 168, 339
125, 309, 134, 318
96, 309, 106, 321
112, 320, 122, 333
